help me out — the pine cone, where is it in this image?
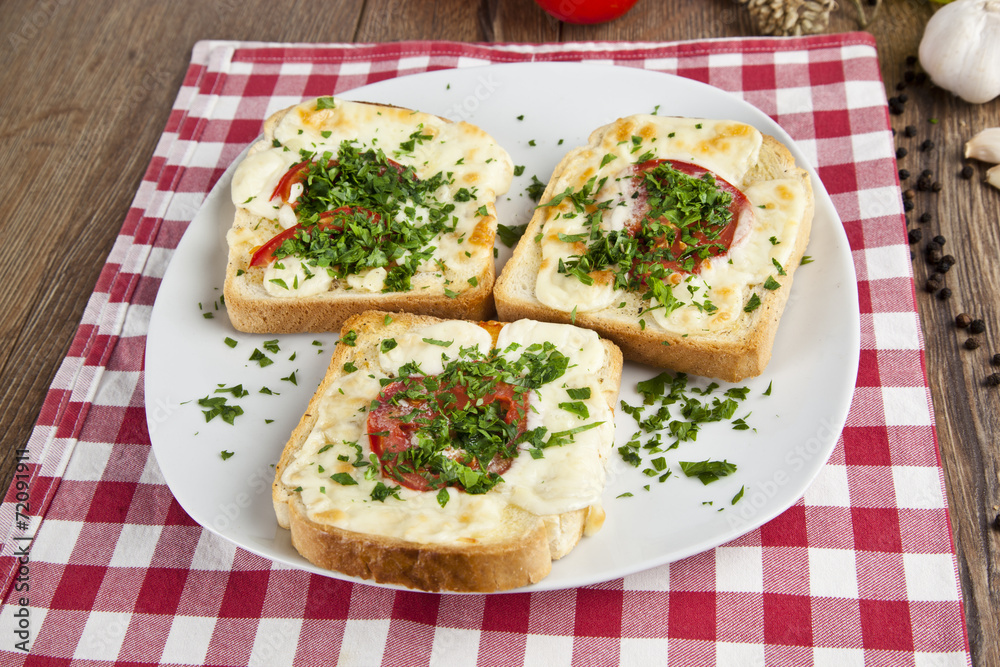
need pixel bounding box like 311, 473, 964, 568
739, 0, 837, 36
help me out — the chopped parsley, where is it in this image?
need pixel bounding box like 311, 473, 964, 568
497, 223, 528, 247
679, 459, 737, 485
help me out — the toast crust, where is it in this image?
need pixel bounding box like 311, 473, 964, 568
224, 99, 512, 334
494, 117, 814, 382
272, 311, 622, 592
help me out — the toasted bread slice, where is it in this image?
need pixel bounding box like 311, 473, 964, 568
272, 311, 622, 592
224, 98, 513, 333
494, 116, 814, 382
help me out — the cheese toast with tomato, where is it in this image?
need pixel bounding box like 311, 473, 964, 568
224, 97, 513, 333
494, 116, 814, 382
272, 311, 622, 592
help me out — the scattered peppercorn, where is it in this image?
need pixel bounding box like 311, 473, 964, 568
899, 169, 910, 180
904, 70, 916, 83
919, 212, 932, 223
920, 139, 934, 151
970, 319, 986, 334
896, 81, 906, 91
993, 514, 1000, 531
917, 174, 934, 191
932, 235, 946, 246
937, 288, 952, 300
986, 373, 1000, 387
936, 262, 951, 274
903, 200, 914, 212
925, 276, 943, 292
956, 313, 973, 328
961, 164, 975, 179
931, 181, 942, 192
941, 254, 956, 266
908, 229, 922, 244
905, 55, 917, 66
991, 353, 1000, 366
926, 244, 943, 264
904, 189, 915, 200
965, 338, 981, 350
904, 125, 917, 137
896, 147, 908, 159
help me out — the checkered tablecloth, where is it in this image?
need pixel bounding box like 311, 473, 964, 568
0, 36, 971, 666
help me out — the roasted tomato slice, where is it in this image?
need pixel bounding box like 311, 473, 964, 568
270, 156, 411, 205
367, 378, 529, 492
628, 159, 752, 276
248, 206, 379, 267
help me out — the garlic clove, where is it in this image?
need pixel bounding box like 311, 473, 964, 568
919, 0, 1000, 105
965, 128, 1000, 163
987, 164, 1000, 191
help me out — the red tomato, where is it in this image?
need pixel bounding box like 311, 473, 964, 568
367, 379, 529, 492
628, 160, 751, 276
534, 0, 639, 24
248, 206, 378, 267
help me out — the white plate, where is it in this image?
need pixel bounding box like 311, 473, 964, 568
145, 63, 859, 592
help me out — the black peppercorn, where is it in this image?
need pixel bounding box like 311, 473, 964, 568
961, 164, 975, 179
965, 338, 980, 350
937, 288, 952, 300
908, 229, 922, 244
941, 254, 956, 266
932, 235, 946, 245
956, 313, 973, 328
991, 353, 1000, 366
932, 181, 942, 192
970, 319, 986, 334
936, 262, 951, 274
899, 169, 910, 180
904, 70, 916, 83
920, 139, 934, 151
919, 212, 932, 223
896, 81, 907, 91
896, 146, 908, 159
904, 125, 917, 137
903, 200, 914, 212
986, 373, 1000, 387
905, 55, 917, 66
926, 244, 943, 264
916, 175, 933, 192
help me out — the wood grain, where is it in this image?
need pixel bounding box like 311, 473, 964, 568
0, 0, 995, 663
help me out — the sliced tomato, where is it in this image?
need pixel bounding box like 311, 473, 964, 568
270, 159, 312, 203
367, 378, 529, 492
628, 159, 751, 275
247, 206, 377, 267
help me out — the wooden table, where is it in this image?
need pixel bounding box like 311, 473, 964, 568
2, 1, 996, 663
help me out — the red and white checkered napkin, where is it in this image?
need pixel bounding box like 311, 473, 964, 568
0, 36, 971, 666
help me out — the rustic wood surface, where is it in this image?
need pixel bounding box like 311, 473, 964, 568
1, 0, 996, 662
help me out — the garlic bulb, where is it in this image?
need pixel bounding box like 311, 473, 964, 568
918, 0, 1000, 104
965, 128, 1000, 162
